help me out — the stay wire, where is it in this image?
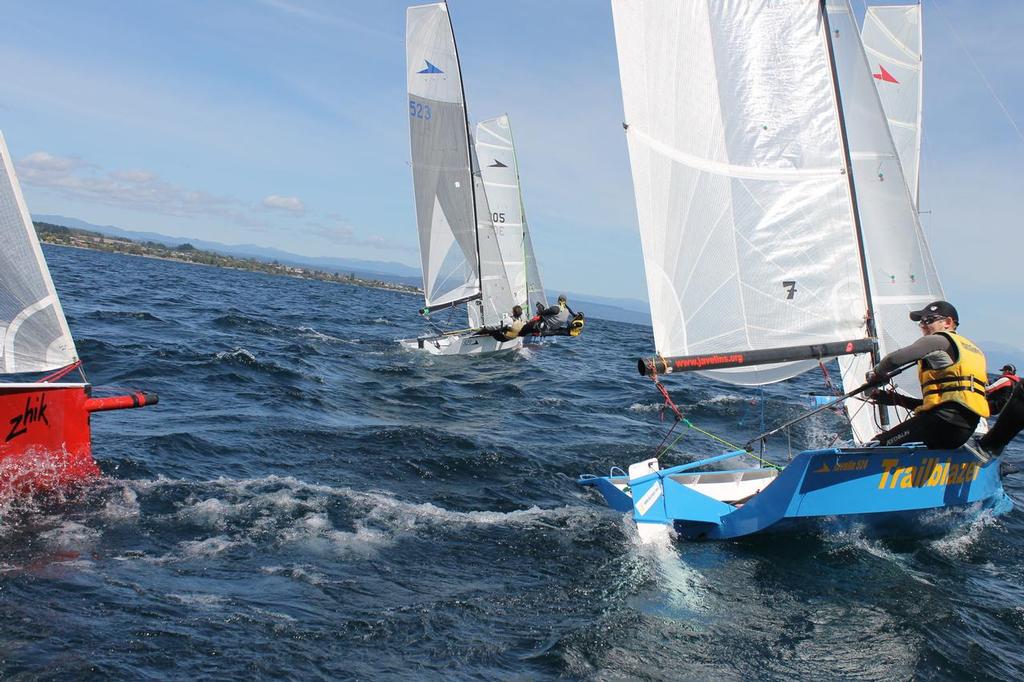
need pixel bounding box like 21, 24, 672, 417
647, 369, 781, 470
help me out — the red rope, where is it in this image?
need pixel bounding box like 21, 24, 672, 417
39, 360, 82, 383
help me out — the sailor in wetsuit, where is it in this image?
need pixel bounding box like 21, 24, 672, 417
867, 300, 989, 450
979, 363, 1024, 456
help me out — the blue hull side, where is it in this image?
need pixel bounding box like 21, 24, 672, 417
578, 445, 1011, 541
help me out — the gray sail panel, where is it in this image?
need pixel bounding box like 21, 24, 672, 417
0, 131, 78, 374
471, 141, 516, 328
407, 3, 479, 308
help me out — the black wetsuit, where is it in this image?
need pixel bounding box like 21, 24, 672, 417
980, 377, 1024, 456
871, 333, 980, 449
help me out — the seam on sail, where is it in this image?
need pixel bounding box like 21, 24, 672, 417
629, 127, 845, 181
482, 181, 518, 189
477, 138, 512, 148
4, 295, 56, 373
866, 9, 919, 62
863, 45, 919, 71
887, 118, 917, 131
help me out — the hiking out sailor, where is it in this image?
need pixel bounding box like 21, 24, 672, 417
538, 295, 573, 332
978, 363, 1024, 456
866, 300, 989, 450
483, 305, 526, 342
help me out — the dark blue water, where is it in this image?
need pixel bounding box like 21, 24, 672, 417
2, 246, 1022, 680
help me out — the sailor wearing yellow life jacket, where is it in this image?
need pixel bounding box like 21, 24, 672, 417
867, 300, 988, 450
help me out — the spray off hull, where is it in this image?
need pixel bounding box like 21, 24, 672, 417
578, 445, 1010, 541
0, 382, 156, 495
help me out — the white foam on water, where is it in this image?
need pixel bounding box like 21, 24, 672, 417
39, 520, 101, 552
215, 347, 256, 362
616, 518, 709, 614
297, 326, 344, 341
628, 402, 661, 413
99, 486, 140, 522
177, 535, 241, 559
261, 564, 328, 587
166, 592, 229, 608
927, 507, 999, 559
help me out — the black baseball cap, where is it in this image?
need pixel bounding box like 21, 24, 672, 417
1001, 364, 1017, 374
909, 300, 958, 324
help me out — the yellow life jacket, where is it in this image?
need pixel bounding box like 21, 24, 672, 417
503, 317, 525, 340
917, 331, 989, 417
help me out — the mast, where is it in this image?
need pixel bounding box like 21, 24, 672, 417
915, 0, 923, 211
821, 0, 888, 427
444, 1, 483, 292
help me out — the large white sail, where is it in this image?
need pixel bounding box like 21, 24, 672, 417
476, 114, 546, 311
406, 3, 479, 310
611, 0, 869, 386
0, 131, 78, 374
861, 4, 923, 208
827, 0, 942, 442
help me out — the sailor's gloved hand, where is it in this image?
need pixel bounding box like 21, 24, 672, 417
868, 388, 896, 405
865, 370, 879, 385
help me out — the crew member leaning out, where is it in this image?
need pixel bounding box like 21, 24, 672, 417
979, 363, 1024, 456
867, 300, 989, 450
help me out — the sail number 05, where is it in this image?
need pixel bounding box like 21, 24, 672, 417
409, 99, 432, 120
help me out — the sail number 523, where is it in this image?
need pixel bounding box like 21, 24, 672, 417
409, 99, 431, 120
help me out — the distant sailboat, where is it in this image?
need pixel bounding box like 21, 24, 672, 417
400, 2, 520, 355
0, 131, 157, 493
578, 0, 1007, 541
476, 114, 548, 314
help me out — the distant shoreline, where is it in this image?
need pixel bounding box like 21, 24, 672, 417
35, 222, 422, 296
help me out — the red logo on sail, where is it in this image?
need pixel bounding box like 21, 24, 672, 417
872, 65, 899, 84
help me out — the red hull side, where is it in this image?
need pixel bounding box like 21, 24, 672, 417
0, 384, 98, 493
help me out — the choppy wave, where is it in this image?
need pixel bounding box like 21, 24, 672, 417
2, 245, 1021, 680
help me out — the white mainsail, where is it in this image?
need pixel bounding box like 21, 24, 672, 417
861, 4, 923, 208
0, 131, 78, 374
406, 3, 479, 310
827, 0, 943, 442
476, 114, 547, 311
611, 0, 870, 386
469, 140, 516, 328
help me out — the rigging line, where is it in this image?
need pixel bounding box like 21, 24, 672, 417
932, 0, 1024, 147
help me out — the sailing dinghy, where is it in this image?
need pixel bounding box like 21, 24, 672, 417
0, 131, 157, 493
400, 2, 520, 356
577, 0, 1009, 541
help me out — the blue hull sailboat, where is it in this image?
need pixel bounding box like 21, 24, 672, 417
578, 0, 1010, 541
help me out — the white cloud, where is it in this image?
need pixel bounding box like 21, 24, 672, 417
262, 194, 305, 213
16, 150, 260, 227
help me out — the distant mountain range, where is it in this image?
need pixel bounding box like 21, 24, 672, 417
35, 214, 654, 326
35, 214, 423, 287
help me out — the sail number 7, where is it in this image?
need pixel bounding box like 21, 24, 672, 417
409, 99, 432, 121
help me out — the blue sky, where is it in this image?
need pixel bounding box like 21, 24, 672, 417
1, 0, 1022, 347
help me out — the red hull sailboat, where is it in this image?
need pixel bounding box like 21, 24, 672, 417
0, 131, 156, 495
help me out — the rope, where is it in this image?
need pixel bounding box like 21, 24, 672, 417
646, 366, 781, 470
39, 360, 82, 383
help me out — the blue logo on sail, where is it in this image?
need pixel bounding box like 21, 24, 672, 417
418, 61, 443, 75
